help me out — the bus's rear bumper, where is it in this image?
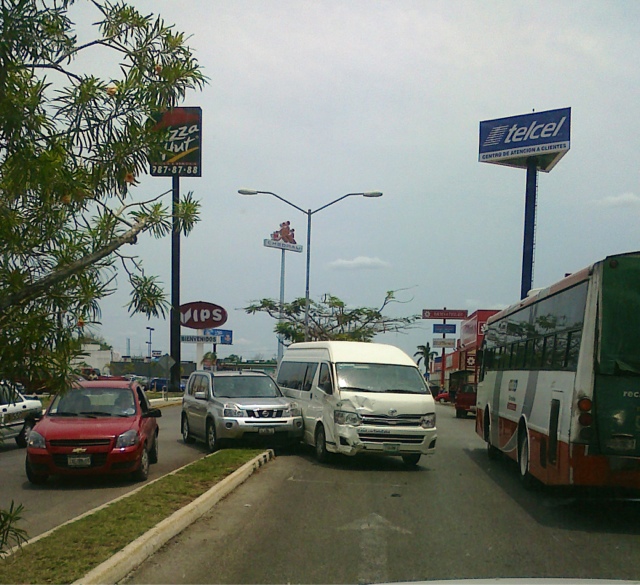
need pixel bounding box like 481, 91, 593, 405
571, 445, 640, 489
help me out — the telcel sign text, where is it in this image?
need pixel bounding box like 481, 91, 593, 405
479, 107, 570, 172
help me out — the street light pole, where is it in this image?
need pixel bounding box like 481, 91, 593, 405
238, 189, 383, 341
146, 326, 154, 388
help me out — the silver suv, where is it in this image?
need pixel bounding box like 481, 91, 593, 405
0, 382, 43, 448
181, 370, 304, 452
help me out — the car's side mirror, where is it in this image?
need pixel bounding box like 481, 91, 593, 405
143, 408, 162, 418
194, 391, 207, 400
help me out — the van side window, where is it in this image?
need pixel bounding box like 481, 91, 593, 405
302, 363, 318, 392
318, 363, 333, 395
277, 362, 319, 392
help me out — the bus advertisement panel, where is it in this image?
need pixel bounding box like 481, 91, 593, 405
476, 252, 640, 490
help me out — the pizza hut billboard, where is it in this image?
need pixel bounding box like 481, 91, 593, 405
180, 301, 227, 330
150, 106, 202, 177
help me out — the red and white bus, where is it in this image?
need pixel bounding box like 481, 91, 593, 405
476, 251, 640, 489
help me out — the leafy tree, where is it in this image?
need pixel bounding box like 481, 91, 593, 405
0, 0, 206, 392
0, 500, 28, 558
245, 291, 418, 343
414, 343, 437, 375
201, 350, 216, 367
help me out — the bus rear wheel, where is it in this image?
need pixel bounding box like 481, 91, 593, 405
484, 409, 500, 460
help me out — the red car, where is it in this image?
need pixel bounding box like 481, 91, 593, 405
25, 380, 161, 484
436, 391, 450, 403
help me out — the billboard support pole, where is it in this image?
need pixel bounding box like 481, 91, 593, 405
170, 175, 181, 392
521, 157, 538, 299
440, 308, 446, 391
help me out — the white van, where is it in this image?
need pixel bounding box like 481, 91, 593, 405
276, 341, 436, 466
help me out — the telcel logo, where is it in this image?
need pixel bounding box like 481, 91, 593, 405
503, 116, 566, 144
484, 116, 567, 147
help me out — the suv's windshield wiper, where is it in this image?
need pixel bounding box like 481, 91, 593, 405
385, 389, 423, 394
51, 412, 78, 417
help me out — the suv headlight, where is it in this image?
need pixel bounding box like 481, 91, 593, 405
334, 410, 362, 426
28, 430, 46, 449
115, 429, 139, 448
421, 413, 436, 429
284, 402, 301, 417
223, 404, 244, 417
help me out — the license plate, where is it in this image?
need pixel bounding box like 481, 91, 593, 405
68, 455, 91, 467
383, 443, 400, 453
258, 428, 275, 435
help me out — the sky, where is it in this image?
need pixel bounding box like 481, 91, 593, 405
71, 0, 640, 365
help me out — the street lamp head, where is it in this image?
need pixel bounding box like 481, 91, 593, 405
238, 189, 259, 195
362, 191, 383, 198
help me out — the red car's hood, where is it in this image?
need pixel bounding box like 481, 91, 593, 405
35, 416, 137, 440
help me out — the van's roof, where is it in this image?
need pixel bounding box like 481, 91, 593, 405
284, 341, 416, 366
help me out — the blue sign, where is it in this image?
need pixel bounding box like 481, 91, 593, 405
479, 107, 570, 172
203, 328, 233, 345
433, 324, 456, 334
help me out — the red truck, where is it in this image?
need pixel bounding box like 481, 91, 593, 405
454, 383, 477, 419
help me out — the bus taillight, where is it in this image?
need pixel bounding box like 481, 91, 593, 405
578, 412, 593, 426
578, 398, 592, 412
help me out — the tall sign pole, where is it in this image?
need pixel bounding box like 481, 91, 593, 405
150, 106, 202, 392
170, 174, 181, 392
263, 222, 303, 362
479, 107, 571, 299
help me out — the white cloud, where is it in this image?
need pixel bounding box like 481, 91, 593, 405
327, 256, 391, 271
596, 192, 640, 208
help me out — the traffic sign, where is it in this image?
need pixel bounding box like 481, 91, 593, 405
433, 324, 456, 334
422, 309, 468, 319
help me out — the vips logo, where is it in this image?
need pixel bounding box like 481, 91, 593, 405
180, 301, 228, 329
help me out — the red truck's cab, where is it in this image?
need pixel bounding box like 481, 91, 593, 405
454, 383, 477, 418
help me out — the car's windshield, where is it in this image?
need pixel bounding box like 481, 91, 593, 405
213, 376, 281, 398
49, 388, 136, 417
336, 363, 428, 394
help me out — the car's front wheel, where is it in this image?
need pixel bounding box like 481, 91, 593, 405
149, 431, 159, 464
25, 458, 48, 485
132, 445, 150, 482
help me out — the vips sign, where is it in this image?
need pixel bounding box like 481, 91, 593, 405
150, 107, 202, 177
180, 301, 227, 330
479, 107, 570, 172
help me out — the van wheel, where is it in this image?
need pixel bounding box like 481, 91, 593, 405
181, 415, 195, 444
206, 419, 218, 453
315, 425, 329, 463
518, 426, 535, 489
402, 454, 421, 467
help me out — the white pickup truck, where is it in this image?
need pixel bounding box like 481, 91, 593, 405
0, 381, 43, 447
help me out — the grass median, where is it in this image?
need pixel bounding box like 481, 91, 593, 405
0, 449, 264, 585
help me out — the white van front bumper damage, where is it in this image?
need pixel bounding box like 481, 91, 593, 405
332, 423, 437, 456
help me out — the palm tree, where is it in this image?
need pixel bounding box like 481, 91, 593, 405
414, 343, 437, 376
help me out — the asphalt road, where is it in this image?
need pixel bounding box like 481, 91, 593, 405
0, 403, 207, 540
124, 404, 640, 584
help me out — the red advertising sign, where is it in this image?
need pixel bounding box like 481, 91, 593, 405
180, 301, 227, 330
421, 309, 468, 320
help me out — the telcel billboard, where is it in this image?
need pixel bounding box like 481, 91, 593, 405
479, 107, 570, 172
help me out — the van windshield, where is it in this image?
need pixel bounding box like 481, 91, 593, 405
336, 363, 428, 394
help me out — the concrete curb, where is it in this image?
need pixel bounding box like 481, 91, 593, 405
73, 449, 274, 585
